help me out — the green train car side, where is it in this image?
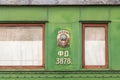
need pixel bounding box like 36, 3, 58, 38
0, 5, 119, 80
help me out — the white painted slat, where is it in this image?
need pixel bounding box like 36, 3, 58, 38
0, 41, 43, 66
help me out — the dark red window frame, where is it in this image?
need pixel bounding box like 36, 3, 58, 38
82, 23, 108, 69
0, 24, 45, 69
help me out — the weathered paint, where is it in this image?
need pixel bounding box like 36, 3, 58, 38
0, 0, 120, 5
0, 6, 119, 80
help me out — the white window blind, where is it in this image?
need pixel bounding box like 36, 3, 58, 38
0, 27, 43, 66
85, 27, 105, 66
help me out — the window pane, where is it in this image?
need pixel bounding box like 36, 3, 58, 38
0, 27, 42, 41
0, 27, 43, 66
85, 27, 105, 65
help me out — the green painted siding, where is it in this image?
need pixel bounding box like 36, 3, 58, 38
0, 6, 47, 21
48, 7, 80, 23
47, 7, 80, 70
110, 7, 120, 70
0, 6, 119, 79
81, 6, 110, 20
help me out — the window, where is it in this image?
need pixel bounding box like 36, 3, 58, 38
82, 24, 108, 68
0, 24, 45, 69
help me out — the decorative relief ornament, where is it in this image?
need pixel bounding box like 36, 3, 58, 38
57, 30, 70, 47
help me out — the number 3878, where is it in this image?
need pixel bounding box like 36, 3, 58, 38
56, 58, 71, 64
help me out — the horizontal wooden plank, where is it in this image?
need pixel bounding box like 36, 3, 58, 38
0, 0, 119, 5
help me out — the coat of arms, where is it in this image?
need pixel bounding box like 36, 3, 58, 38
57, 30, 70, 47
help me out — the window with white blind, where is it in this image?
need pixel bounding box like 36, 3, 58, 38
0, 24, 45, 69
82, 24, 108, 68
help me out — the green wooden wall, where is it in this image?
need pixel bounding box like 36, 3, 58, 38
0, 6, 119, 80
47, 6, 109, 70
